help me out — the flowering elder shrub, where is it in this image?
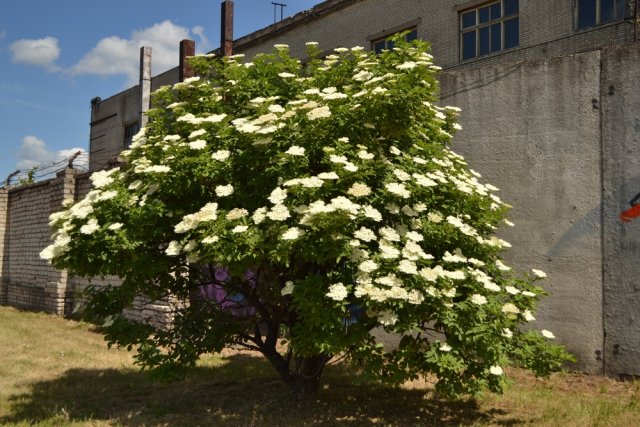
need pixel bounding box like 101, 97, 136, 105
42, 37, 572, 398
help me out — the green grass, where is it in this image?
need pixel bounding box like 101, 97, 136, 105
1, 306, 639, 426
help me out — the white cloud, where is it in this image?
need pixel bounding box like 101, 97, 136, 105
192, 25, 212, 53
70, 20, 209, 84
9, 37, 60, 71
16, 136, 87, 171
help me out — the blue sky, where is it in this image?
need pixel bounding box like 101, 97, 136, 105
0, 0, 321, 182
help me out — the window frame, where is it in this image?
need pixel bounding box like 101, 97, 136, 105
574, 0, 627, 30
459, 0, 520, 62
123, 121, 140, 149
371, 28, 418, 54
367, 18, 422, 54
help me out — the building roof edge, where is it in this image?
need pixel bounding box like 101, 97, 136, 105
229, 0, 365, 51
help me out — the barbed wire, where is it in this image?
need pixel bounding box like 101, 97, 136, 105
4, 151, 90, 188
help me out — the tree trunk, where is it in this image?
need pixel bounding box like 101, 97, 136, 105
247, 312, 329, 400
286, 354, 328, 400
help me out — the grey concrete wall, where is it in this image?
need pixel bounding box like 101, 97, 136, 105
601, 43, 640, 377
89, 67, 179, 171
440, 50, 604, 373
89, 86, 140, 171
151, 68, 179, 92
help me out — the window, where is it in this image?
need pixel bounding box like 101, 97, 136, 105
576, 0, 626, 29
372, 28, 418, 54
460, 0, 519, 61
123, 121, 140, 149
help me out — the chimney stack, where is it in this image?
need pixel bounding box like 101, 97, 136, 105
139, 46, 152, 128
221, 1, 234, 56
179, 39, 196, 81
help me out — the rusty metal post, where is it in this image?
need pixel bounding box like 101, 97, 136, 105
221, 1, 234, 56
5, 171, 19, 187
139, 46, 152, 127
179, 39, 196, 82
67, 151, 82, 169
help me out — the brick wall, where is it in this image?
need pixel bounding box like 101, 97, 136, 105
0, 169, 178, 326
68, 172, 177, 327
0, 170, 76, 313
234, 0, 633, 70
0, 187, 8, 305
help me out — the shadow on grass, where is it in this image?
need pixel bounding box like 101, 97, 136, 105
1, 353, 520, 426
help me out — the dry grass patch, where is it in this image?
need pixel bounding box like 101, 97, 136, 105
1, 306, 639, 426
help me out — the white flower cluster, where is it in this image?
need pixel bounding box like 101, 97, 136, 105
226, 208, 248, 220
385, 183, 411, 198
326, 283, 348, 301
90, 168, 119, 189
347, 183, 371, 198
80, 218, 100, 235
212, 150, 231, 161
232, 111, 286, 135
285, 145, 305, 156
281, 280, 294, 296
282, 227, 303, 240
215, 184, 234, 197
174, 202, 219, 234
177, 113, 227, 125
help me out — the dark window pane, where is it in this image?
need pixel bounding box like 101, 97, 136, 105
601, 0, 615, 22
491, 23, 501, 52
479, 27, 490, 55
124, 122, 140, 149
617, 0, 627, 19
373, 40, 385, 54
405, 29, 418, 42
462, 11, 476, 28
388, 40, 395, 50
490, 2, 502, 19
479, 6, 490, 23
462, 31, 476, 60
504, 18, 519, 49
504, 0, 519, 16
578, 0, 597, 28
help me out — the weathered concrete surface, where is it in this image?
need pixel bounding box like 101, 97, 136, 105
89, 86, 140, 171
601, 43, 640, 377
440, 51, 604, 373
139, 47, 152, 129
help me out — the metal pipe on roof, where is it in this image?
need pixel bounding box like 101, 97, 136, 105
221, 1, 234, 56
